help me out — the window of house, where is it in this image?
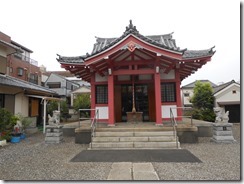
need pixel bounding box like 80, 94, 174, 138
161, 83, 176, 102
47, 82, 61, 88
96, 85, 108, 104
29, 73, 38, 84
17, 67, 24, 76
232, 90, 236, 94
184, 93, 190, 97
0, 94, 4, 108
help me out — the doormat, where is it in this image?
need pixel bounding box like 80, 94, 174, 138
70, 149, 201, 163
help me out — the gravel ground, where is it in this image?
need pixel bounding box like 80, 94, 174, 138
153, 123, 241, 181
0, 135, 112, 180
0, 124, 241, 181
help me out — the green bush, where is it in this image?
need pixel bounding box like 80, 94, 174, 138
47, 100, 69, 122
73, 94, 91, 117
0, 108, 18, 141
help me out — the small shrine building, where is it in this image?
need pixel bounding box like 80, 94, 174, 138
57, 20, 215, 126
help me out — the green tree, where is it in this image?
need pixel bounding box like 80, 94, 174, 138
190, 81, 215, 122
73, 94, 91, 117
47, 100, 69, 122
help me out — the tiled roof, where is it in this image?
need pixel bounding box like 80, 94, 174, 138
182, 80, 239, 95
43, 70, 75, 77
11, 40, 33, 53
183, 47, 215, 59
47, 73, 80, 86
213, 80, 239, 94
91, 32, 180, 55
0, 74, 57, 95
56, 54, 85, 64
57, 20, 215, 65
181, 80, 217, 89
0, 39, 23, 53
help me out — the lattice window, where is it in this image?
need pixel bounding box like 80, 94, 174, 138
96, 85, 108, 104
161, 83, 176, 102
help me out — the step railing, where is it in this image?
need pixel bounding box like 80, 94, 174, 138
170, 107, 193, 126
78, 108, 99, 149
170, 108, 179, 148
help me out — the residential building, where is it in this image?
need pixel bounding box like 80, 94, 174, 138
0, 31, 59, 128
0, 31, 41, 85
0, 74, 57, 126
57, 20, 215, 125
44, 73, 80, 105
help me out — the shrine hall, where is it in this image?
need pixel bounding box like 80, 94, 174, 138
57, 20, 215, 126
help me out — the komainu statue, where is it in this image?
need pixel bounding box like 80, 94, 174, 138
213, 107, 229, 123
48, 110, 60, 126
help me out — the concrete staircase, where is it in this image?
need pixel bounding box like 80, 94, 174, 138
88, 127, 180, 150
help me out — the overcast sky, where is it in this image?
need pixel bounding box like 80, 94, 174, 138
0, 0, 240, 86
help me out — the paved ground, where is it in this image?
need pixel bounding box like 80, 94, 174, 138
0, 123, 240, 181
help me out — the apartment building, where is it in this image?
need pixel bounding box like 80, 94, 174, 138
0, 31, 41, 85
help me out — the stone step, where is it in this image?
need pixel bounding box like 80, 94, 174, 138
92, 136, 176, 142
88, 147, 179, 150
96, 127, 173, 132
95, 131, 174, 137
89, 141, 180, 149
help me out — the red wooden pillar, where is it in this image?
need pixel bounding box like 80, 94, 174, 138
90, 73, 95, 119
108, 71, 115, 126
154, 66, 162, 125
175, 69, 182, 121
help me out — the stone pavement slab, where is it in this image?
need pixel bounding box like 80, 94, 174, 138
133, 163, 154, 172
133, 163, 159, 180
107, 162, 132, 180
107, 162, 159, 180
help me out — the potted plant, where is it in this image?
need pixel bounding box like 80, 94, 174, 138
16, 114, 32, 140
11, 126, 21, 143
0, 108, 18, 144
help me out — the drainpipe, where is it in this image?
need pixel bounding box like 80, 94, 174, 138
43, 99, 47, 134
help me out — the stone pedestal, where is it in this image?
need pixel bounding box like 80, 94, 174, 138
210, 123, 236, 143
45, 125, 64, 143
126, 112, 143, 123
75, 127, 91, 144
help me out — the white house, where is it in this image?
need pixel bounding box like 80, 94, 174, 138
213, 80, 240, 122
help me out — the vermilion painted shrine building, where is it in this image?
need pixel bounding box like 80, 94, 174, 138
57, 21, 215, 125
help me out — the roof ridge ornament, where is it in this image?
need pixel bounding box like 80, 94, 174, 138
124, 20, 139, 35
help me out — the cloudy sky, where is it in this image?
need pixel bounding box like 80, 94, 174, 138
0, 0, 240, 86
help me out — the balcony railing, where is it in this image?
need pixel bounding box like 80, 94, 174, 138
14, 53, 38, 66
28, 77, 38, 85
